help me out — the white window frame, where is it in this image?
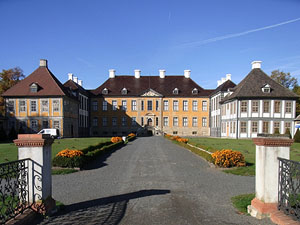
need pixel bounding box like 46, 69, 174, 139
192, 100, 198, 111
19, 100, 26, 113
173, 100, 179, 111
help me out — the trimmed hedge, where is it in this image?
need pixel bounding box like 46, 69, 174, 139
80, 141, 112, 154
52, 155, 86, 168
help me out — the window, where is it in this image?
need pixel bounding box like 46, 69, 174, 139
233, 122, 236, 133
192, 100, 198, 111
141, 100, 144, 111
230, 103, 233, 115
102, 117, 107, 127
163, 117, 169, 126
30, 100, 37, 112
183, 117, 188, 127
263, 121, 269, 133
147, 100, 152, 111
102, 88, 108, 95
202, 117, 207, 127
262, 85, 271, 93
274, 122, 280, 133
122, 117, 127, 126
19, 100, 26, 112
112, 117, 117, 126
141, 117, 144, 126
132, 117, 136, 126
252, 101, 258, 113
7, 100, 14, 113
252, 121, 258, 133
121, 88, 127, 95
183, 100, 188, 111
240, 122, 247, 133
53, 100, 60, 112
163, 100, 169, 111
263, 101, 270, 113
156, 117, 159, 126
156, 100, 159, 111
274, 101, 281, 113
173, 88, 179, 95
192, 131, 197, 135
192, 88, 198, 95
41, 100, 48, 112
285, 101, 292, 113
131, 100, 137, 111
285, 122, 291, 133
173, 100, 179, 111
202, 101, 207, 111
30, 120, 38, 131
233, 102, 236, 114
102, 100, 108, 111
93, 117, 98, 127
173, 131, 178, 135
173, 117, 178, 126
121, 100, 127, 111
42, 120, 49, 128
112, 100, 117, 111
192, 117, 198, 127
53, 120, 60, 129
241, 101, 247, 113
92, 101, 98, 111
30, 83, 38, 93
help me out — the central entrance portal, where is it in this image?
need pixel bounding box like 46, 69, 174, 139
147, 118, 153, 126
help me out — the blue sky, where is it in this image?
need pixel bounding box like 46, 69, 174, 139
1, 0, 300, 89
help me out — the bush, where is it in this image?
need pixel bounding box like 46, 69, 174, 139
81, 141, 112, 154
294, 129, 300, 143
56, 149, 84, 157
128, 133, 136, 137
53, 149, 85, 168
212, 149, 246, 168
0, 127, 7, 142
285, 128, 292, 139
8, 127, 17, 141
274, 128, 280, 134
177, 138, 189, 143
111, 137, 122, 143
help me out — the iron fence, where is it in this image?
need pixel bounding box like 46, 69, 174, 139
0, 159, 30, 224
278, 157, 300, 221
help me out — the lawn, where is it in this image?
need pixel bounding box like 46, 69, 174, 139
188, 137, 300, 175
0, 137, 111, 164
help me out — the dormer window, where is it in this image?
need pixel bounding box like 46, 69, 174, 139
121, 88, 127, 95
173, 88, 179, 95
192, 88, 198, 95
262, 84, 271, 93
30, 83, 38, 93
102, 88, 108, 95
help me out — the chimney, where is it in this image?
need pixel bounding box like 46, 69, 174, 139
40, 59, 48, 67
217, 80, 222, 87
251, 61, 262, 69
221, 77, 226, 84
184, 70, 191, 78
226, 74, 231, 81
73, 76, 78, 83
78, 80, 83, 86
134, 69, 141, 79
159, 69, 165, 78
109, 69, 115, 78
68, 73, 73, 80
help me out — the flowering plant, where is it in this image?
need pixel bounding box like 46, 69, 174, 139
212, 149, 246, 168
128, 133, 136, 137
56, 149, 83, 158
111, 136, 123, 143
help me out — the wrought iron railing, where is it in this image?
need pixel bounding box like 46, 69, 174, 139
0, 159, 30, 224
278, 157, 300, 221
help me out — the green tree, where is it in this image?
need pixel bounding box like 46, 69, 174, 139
0, 67, 25, 115
270, 70, 298, 89
294, 129, 300, 143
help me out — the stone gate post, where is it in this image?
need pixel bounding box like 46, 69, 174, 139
14, 134, 55, 214
248, 136, 293, 219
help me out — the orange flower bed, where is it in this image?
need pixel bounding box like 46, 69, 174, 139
128, 133, 136, 137
177, 138, 189, 143
212, 149, 246, 168
56, 149, 84, 158
111, 136, 123, 143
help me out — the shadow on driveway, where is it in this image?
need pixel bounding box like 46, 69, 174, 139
35, 189, 170, 225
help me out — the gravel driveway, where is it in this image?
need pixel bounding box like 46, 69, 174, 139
37, 136, 272, 225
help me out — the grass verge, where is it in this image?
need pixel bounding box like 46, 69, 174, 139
231, 193, 255, 214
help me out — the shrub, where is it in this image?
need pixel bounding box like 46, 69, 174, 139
111, 137, 123, 143
274, 128, 280, 134
56, 149, 84, 157
52, 155, 86, 168
177, 138, 189, 143
171, 136, 180, 141
294, 129, 300, 143
128, 133, 136, 137
285, 128, 292, 139
8, 127, 17, 141
212, 149, 246, 168
81, 141, 112, 154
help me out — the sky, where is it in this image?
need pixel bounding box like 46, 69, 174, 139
0, 0, 300, 90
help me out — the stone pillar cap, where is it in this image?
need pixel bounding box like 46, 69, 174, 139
14, 134, 54, 147
253, 137, 294, 147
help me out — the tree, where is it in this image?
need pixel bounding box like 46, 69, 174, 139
294, 129, 300, 143
270, 70, 298, 89
0, 67, 25, 115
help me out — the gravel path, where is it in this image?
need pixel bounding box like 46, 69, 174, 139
37, 136, 272, 225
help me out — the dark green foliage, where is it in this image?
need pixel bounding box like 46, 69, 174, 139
285, 128, 292, 139
127, 136, 136, 142
18, 126, 25, 134
8, 127, 17, 141
294, 129, 300, 143
52, 155, 86, 168
0, 126, 7, 142
274, 128, 280, 134
80, 141, 112, 154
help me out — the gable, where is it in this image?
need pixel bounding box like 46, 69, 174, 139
140, 89, 163, 97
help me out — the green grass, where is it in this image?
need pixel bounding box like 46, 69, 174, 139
188, 137, 300, 176
0, 137, 111, 164
231, 193, 255, 214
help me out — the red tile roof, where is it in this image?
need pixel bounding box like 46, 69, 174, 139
2, 66, 71, 97
91, 76, 213, 97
